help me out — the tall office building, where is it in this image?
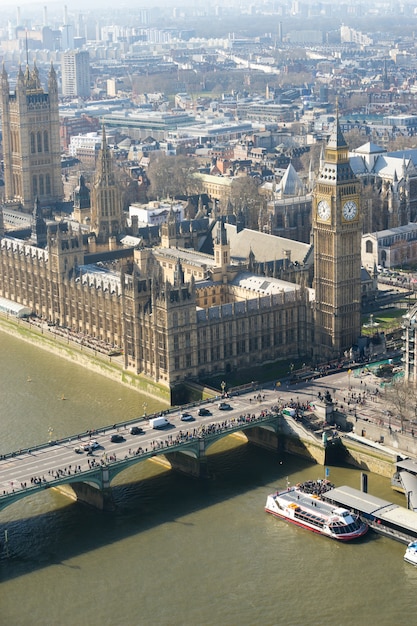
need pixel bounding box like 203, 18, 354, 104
61, 50, 90, 98
1, 62, 63, 211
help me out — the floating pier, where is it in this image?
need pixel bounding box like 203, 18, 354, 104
322, 485, 417, 544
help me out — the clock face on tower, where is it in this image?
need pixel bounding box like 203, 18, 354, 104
342, 200, 358, 221
317, 199, 331, 221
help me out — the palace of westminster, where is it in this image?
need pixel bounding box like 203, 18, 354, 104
0, 63, 364, 394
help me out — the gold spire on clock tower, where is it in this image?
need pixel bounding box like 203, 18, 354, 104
312, 110, 362, 361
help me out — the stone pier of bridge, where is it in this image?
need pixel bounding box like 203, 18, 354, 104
0, 415, 334, 512
165, 427, 281, 478
53, 466, 115, 511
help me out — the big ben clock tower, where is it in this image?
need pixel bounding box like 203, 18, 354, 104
312, 112, 362, 361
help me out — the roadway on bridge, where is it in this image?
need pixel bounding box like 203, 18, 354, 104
0, 390, 278, 497
0, 366, 389, 500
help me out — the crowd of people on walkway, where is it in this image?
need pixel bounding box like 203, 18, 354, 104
26, 316, 122, 357
0, 408, 278, 496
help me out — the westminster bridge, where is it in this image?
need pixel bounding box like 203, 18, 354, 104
0, 388, 332, 512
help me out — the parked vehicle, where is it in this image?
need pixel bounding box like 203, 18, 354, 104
218, 402, 232, 410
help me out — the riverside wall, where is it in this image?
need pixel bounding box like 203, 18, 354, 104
0, 315, 171, 405
340, 438, 397, 478
1, 314, 413, 479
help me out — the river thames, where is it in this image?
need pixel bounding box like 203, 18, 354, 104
0, 330, 415, 626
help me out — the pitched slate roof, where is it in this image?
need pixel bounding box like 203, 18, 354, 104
372, 154, 415, 179
224, 223, 312, 266
354, 141, 385, 155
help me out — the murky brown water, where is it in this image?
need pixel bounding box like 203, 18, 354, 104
0, 331, 414, 626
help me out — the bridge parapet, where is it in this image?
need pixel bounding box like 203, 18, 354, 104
0, 412, 281, 512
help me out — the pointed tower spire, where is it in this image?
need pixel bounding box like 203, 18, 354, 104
327, 104, 347, 150
319, 143, 325, 170
90, 124, 124, 244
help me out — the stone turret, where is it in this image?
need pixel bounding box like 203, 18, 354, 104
31, 196, 47, 248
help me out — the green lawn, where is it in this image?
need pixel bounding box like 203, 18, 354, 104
362, 309, 405, 334
200, 358, 307, 392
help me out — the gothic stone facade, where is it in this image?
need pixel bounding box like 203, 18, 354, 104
0, 226, 312, 388
1, 63, 63, 211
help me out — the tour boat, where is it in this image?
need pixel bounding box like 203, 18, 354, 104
404, 541, 417, 565
265, 485, 368, 541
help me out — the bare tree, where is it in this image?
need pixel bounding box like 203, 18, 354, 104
345, 128, 368, 150
387, 135, 417, 151
384, 378, 417, 432
230, 176, 263, 230
147, 154, 202, 200
299, 141, 324, 178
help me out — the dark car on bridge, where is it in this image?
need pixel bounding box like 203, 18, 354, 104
198, 407, 211, 416
110, 434, 125, 443
130, 426, 144, 435
180, 412, 195, 422
218, 402, 232, 410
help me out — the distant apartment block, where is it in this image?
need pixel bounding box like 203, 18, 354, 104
61, 50, 91, 98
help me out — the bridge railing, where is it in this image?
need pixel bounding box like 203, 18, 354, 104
0, 397, 228, 463
0, 411, 282, 504
0, 466, 103, 504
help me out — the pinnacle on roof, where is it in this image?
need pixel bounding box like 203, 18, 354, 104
278, 163, 305, 196
217, 218, 228, 245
